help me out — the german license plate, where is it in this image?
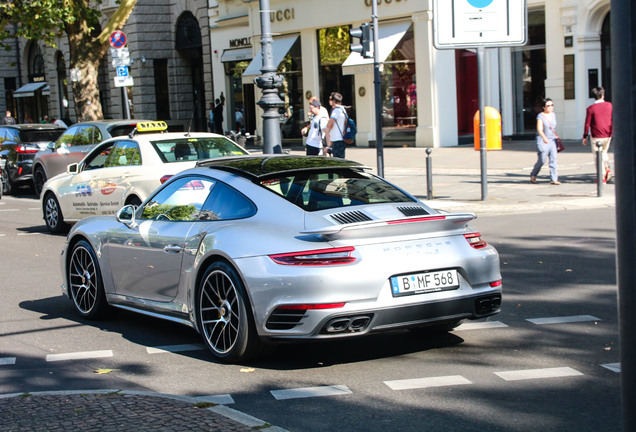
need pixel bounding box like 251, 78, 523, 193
390, 269, 459, 297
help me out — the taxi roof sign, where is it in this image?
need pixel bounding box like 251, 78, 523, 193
137, 121, 168, 132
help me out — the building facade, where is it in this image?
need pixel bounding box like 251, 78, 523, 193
0, 0, 611, 147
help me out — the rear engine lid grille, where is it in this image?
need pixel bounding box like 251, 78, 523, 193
398, 206, 431, 217
330, 210, 373, 225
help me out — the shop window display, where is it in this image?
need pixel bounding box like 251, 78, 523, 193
381, 26, 416, 145
278, 39, 303, 140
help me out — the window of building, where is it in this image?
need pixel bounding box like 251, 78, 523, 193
154, 59, 171, 120
318, 25, 354, 120
511, 9, 546, 134
278, 38, 303, 140
381, 25, 416, 145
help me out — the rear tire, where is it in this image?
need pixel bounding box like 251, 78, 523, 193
197, 261, 262, 363
33, 166, 47, 197
68, 240, 109, 319
43, 192, 67, 233
2, 167, 12, 195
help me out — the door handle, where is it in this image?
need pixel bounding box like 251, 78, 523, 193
163, 244, 182, 253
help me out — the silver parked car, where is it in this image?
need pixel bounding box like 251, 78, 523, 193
32, 120, 153, 196
60, 155, 502, 363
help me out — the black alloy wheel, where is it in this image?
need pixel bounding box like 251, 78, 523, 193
197, 261, 261, 363
68, 240, 109, 319
1, 167, 11, 195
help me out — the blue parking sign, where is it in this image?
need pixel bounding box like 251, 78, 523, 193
116, 66, 129, 77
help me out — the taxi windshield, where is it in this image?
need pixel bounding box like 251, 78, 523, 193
150, 137, 248, 163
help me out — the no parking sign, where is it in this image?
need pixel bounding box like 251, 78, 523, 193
110, 31, 127, 49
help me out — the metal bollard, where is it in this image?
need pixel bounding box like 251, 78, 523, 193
596, 141, 604, 197
426, 148, 433, 200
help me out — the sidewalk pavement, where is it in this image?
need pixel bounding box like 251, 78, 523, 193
0, 140, 614, 432
317, 139, 616, 215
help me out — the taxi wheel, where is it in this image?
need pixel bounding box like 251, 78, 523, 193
68, 240, 109, 319
126, 195, 142, 207
197, 261, 262, 363
43, 193, 67, 233
33, 167, 46, 197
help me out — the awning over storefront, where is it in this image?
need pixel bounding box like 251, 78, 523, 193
13, 82, 48, 98
242, 35, 298, 77
342, 20, 412, 71
221, 47, 253, 63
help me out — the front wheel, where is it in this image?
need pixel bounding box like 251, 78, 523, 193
33, 166, 47, 197
43, 193, 67, 233
197, 261, 262, 363
68, 240, 109, 319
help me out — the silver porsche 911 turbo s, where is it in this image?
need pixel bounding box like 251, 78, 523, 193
60, 155, 502, 363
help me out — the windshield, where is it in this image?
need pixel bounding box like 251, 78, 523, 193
259, 169, 416, 211
150, 137, 248, 163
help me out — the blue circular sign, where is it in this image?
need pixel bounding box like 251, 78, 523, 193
110, 31, 127, 48
466, 0, 494, 8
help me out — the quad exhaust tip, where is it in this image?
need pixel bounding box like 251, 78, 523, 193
323, 315, 372, 334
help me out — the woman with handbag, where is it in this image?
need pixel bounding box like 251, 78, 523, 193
530, 98, 561, 185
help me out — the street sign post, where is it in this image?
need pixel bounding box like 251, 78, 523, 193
109, 31, 131, 119
432, 0, 527, 200
110, 47, 130, 68
109, 30, 127, 48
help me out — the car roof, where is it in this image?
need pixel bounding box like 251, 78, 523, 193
195, 155, 366, 179
0, 124, 66, 131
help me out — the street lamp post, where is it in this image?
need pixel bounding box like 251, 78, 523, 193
254, 0, 284, 154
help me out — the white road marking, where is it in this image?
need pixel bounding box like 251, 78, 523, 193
46, 350, 113, 362
384, 375, 472, 391
196, 394, 235, 405
270, 385, 352, 400
455, 321, 508, 331
28, 207, 40, 210
146, 344, 205, 354
526, 315, 600, 325
494, 367, 583, 381
17, 232, 42, 236
0, 209, 19, 212
0, 357, 16, 366
601, 363, 621, 373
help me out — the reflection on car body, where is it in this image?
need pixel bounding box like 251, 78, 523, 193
59, 155, 502, 363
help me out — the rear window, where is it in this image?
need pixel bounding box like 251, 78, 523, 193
150, 137, 248, 162
108, 124, 138, 137
259, 169, 415, 211
20, 130, 64, 143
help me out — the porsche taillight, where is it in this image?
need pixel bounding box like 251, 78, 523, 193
16, 145, 38, 154
464, 232, 487, 249
269, 246, 356, 266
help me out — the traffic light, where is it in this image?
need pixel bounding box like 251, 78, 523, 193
350, 23, 373, 58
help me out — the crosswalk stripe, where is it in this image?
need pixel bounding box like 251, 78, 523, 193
455, 321, 508, 331
0, 357, 16, 366
271, 385, 352, 400
146, 344, 205, 354
384, 375, 472, 391
46, 350, 113, 362
601, 363, 621, 373
494, 367, 583, 381
526, 315, 600, 325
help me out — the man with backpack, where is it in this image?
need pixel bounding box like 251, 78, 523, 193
325, 92, 349, 158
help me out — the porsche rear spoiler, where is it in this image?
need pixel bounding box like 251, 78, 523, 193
301, 213, 477, 240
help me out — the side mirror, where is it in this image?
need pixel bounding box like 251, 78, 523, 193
47, 141, 55, 151
66, 163, 78, 174
116, 204, 137, 229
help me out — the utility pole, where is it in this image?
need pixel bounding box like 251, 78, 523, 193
254, 0, 284, 154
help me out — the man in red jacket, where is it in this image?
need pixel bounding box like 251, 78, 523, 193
583, 86, 613, 182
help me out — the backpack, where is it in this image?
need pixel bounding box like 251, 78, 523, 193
342, 108, 357, 144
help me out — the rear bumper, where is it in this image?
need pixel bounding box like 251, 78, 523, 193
265, 291, 501, 340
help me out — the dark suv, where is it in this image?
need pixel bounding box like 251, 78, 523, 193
0, 124, 66, 194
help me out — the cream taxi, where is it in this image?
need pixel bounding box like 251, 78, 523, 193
41, 121, 249, 232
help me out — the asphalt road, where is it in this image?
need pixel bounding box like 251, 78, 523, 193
0, 192, 620, 432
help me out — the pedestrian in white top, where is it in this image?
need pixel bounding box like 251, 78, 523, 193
325, 92, 347, 158
302, 99, 329, 156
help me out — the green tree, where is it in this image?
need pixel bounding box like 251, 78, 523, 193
0, 0, 137, 121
